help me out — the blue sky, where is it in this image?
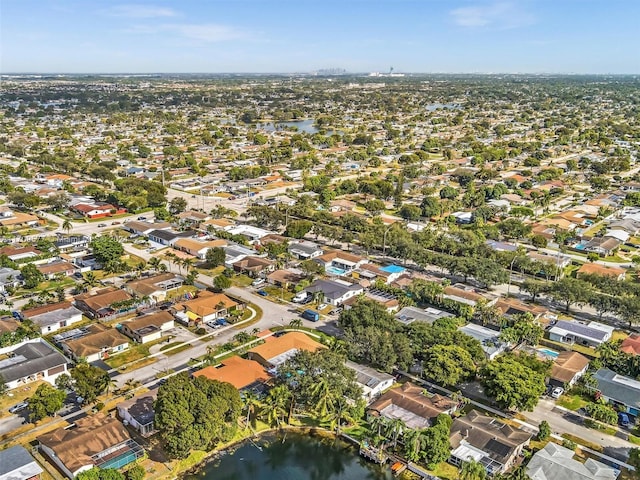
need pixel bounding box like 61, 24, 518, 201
1, 0, 639, 73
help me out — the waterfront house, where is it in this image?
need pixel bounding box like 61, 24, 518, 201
193, 355, 271, 391
116, 389, 158, 436
368, 383, 458, 429
449, 410, 532, 476
345, 360, 395, 402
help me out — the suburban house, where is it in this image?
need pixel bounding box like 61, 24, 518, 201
288, 240, 323, 260
345, 360, 395, 402
223, 244, 260, 268
0, 267, 22, 293
0, 207, 40, 229
448, 410, 532, 476
0, 316, 20, 335
125, 273, 184, 303
621, 334, 640, 356
176, 210, 210, 227
0, 445, 43, 480
549, 351, 590, 388
61, 324, 129, 363
22, 301, 83, 334
38, 414, 144, 479
494, 297, 550, 322
459, 324, 508, 360
0, 338, 69, 390
172, 290, 240, 325
119, 311, 175, 344
304, 278, 364, 306
248, 332, 325, 369
0, 245, 41, 261
194, 355, 271, 391
232, 255, 276, 277
314, 250, 369, 275
593, 368, 640, 418
71, 203, 125, 219
225, 225, 272, 243
527, 442, 619, 480
527, 251, 572, 276
548, 320, 614, 347
36, 260, 76, 280
355, 263, 407, 285
394, 306, 454, 326
368, 382, 458, 429
443, 285, 498, 308
577, 263, 626, 281
343, 290, 399, 313
266, 269, 306, 287
148, 229, 196, 247
74, 287, 135, 319
173, 238, 227, 259
583, 236, 621, 257
123, 221, 172, 236
116, 388, 158, 436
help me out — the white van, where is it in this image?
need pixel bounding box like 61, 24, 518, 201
252, 278, 266, 287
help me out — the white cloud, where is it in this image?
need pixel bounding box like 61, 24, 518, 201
126, 23, 247, 43
451, 1, 535, 29
105, 4, 179, 18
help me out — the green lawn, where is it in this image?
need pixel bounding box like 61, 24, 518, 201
425, 462, 460, 480
231, 274, 253, 287
160, 342, 192, 356
105, 344, 150, 368
556, 393, 589, 411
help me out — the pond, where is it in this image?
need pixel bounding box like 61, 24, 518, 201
184, 431, 395, 480
257, 119, 319, 134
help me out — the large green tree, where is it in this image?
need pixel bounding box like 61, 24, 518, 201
71, 363, 110, 404
154, 373, 241, 458
90, 236, 124, 266
422, 345, 477, 387
29, 383, 66, 421
480, 354, 546, 411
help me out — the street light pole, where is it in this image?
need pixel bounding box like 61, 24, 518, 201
507, 256, 518, 297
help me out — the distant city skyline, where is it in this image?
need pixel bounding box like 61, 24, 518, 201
2, 0, 639, 74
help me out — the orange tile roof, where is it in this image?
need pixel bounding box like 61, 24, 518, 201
248, 332, 324, 363
621, 334, 640, 356
193, 356, 270, 389
176, 290, 238, 317
577, 263, 625, 278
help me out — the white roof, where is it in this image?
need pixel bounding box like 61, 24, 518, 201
527, 443, 618, 480
604, 229, 630, 242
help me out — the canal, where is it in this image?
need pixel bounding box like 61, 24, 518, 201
184, 431, 396, 480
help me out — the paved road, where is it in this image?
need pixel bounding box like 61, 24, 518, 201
526, 398, 633, 451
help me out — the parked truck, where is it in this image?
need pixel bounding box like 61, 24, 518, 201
301, 309, 320, 322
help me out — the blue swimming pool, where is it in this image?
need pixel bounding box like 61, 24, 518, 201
326, 266, 346, 276
574, 244, 587, 251
537, 347, 559, 358
380, 264, 405, 274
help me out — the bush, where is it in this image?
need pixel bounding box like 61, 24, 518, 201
538, 420, 551, 441
126, 464, 145, 480
195, 327, 207, 335
562, 439, 577, 451
95, 402, 105, 411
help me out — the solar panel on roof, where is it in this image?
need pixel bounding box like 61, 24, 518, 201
555, 321, 607, 341
486, 439, 512, 458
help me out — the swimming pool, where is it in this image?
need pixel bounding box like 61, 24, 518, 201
574, 243, 587, 251
326, 266, 347, 276
537, 347, 559, 358
380, 264, 406, 274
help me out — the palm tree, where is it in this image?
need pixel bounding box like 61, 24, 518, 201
181, 257, 195, 275
289, 318, 303, 329
262, 385, 291, 427
83, 271, 98, 288
402, 428, 426, 462
369, 414, 388, 438
148, 257, 162, 271
62, 219, 73, 234
134, 261, 146, 278
163, 252, 177, 272
326, 396, 356, 434
106, 377, 119, 396
461, 459, 487, 480
385, 417, 405, 449
242, 391, 262, 429
310, 377, 335, 419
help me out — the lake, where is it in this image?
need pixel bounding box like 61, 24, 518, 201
184, 432, 395, 480
257, 119, 319, 134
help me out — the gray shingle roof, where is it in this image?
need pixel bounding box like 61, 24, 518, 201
0, 340, 68, 384
0, 445, 43, 480
594, 368, 640, 410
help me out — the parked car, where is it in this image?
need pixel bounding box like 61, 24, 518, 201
137, 216, 147, 221
9, 402, 29, 414
111, 221, 121, 225
301, 309, 320, 322
551, 387, 564, 399
97, 223, 107, 227
317, 303, 328, 311
256, 290, 268, 297
292, 292, 310, 303
618, 412, 631, 428
252, 278, 266, 287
